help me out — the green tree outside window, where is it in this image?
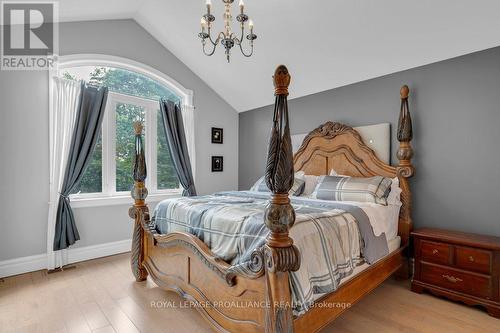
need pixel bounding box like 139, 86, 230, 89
68, 67, 181, 194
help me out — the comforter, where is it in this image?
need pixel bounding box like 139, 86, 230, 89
152, 191, 388, 315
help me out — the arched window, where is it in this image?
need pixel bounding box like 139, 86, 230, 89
53, 55, 194, 205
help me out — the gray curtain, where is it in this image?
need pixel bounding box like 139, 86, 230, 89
159, 99, 197, 196
53, 82, 108, 251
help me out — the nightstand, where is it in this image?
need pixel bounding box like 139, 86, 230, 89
411, 228, 500, 318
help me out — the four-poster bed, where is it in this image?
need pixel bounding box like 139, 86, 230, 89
128, 65, 414, 332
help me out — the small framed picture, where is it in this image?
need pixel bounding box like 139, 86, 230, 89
211, 156, 223, 172
211, 127, 223, 144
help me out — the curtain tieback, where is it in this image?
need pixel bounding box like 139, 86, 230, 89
58, 192, 71, 201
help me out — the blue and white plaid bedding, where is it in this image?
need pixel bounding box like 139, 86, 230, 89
152, 191, 388, 315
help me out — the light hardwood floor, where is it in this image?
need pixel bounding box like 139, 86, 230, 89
1, 253, 498, 333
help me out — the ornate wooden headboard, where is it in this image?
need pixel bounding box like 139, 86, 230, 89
293, 86, 415, 247
294, 122, 395, 178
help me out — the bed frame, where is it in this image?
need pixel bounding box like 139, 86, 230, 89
128, 65, 415, 333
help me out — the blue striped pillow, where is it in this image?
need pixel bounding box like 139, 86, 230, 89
311, 175, 392, 205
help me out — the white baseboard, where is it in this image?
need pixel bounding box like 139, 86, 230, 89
0, 239, 131, 278
67, 239, 131, 265
0, 254, 47, 279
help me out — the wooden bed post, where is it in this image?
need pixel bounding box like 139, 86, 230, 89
128, 121, 149, 282
397, 85, 415, 245
263, 65, 301, 333
396, 85, 415, 278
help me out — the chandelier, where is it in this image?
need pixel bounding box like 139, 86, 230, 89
198, 0, 257, 62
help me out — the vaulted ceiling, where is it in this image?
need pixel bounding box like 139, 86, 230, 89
59, 0, 500, 112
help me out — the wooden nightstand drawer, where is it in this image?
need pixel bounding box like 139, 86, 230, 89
412, 228, 500, 318
420, 262, 492, 300
420, 240, 450, 265
455, 246, 492, 274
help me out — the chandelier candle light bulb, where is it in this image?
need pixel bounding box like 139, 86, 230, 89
206, 0, 211, 14
201, 17, 207, 32
198, 0, 257, 62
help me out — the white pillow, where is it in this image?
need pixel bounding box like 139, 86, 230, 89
302, 175, 320, 196
387, 177, 402, 240
295, 170, 305, 180
387, 177, 402, 206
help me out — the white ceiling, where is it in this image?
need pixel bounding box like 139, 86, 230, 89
57, 0, 500, 112
58, 0, 144, 22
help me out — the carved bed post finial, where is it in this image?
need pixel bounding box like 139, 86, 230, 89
129, 121, 149, 282
397, 85, 413, 162
397, 85, 414, 179
396, 85, 414, 251
264, 65, 300, 333
273, 65, 291, 96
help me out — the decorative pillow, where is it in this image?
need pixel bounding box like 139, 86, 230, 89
250, 174, 306, 196
311, 175, 392, 205
330, 168, 402, 206
300, 170, 338, 197
302, 175, 320, 197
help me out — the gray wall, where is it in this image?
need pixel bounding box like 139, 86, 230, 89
0, 20, 238, 261
239, 46, 500, 237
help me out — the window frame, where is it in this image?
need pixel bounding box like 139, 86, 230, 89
51, 54, 195, 207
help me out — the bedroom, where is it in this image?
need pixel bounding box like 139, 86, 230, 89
0, 1, 499, 332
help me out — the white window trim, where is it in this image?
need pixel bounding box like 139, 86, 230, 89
50, 54, 196, 207
69, 192, 182, 208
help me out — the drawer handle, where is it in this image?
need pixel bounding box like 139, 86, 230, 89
442, 274, 462, 283
432, 249, 439, 255
468, 256, 474, 262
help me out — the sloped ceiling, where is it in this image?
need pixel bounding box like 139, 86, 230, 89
58, 0, 500, 112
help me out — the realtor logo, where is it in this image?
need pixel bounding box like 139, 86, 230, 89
1, 1, 58, 70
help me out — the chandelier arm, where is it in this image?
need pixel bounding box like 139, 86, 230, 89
202, 31, 225, 56
234, 26, 245, 45
238, 41, 254, 57
205, 30, 220, 47
235, 25, 253, 57
202, 40, 218, 56
216, 32, 226, 43
206, 36, 217, 47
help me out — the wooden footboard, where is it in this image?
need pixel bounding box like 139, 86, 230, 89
128, 66, 414, 333
145, 232, 268, 332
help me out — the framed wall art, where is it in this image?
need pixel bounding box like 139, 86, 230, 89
211, 156, 223, 172
211, 127, 223, 144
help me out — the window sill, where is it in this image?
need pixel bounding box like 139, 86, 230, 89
69, 192, 182, 208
